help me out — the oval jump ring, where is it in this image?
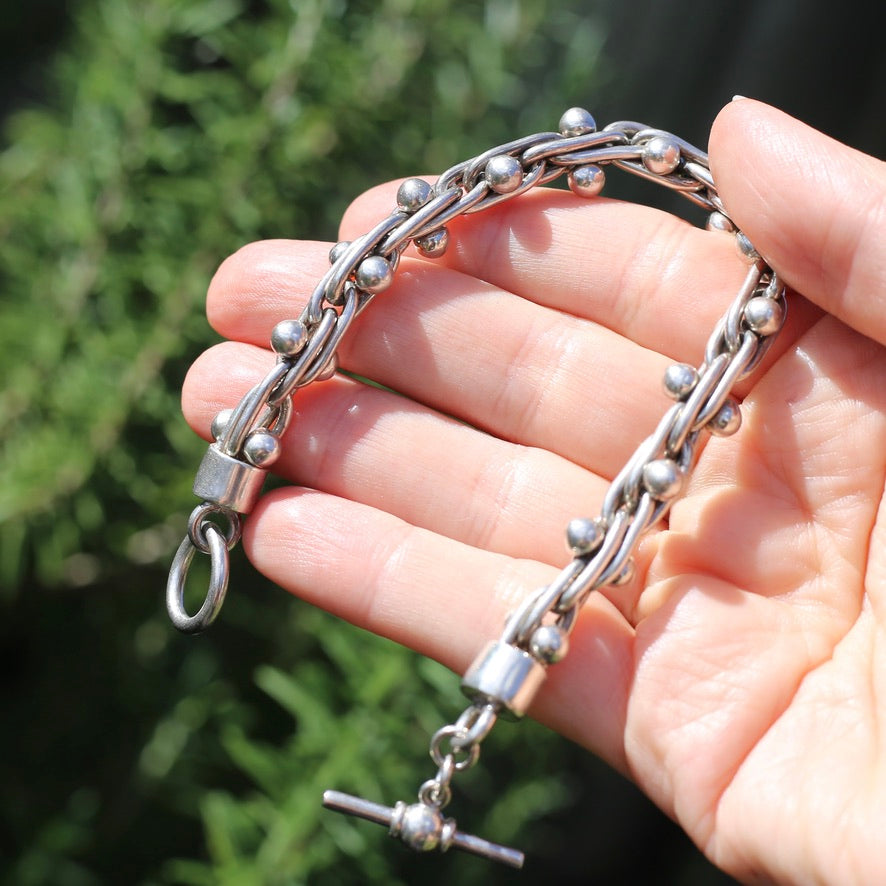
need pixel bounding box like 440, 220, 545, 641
187, 503, 242, 554
166, 523, 230, 634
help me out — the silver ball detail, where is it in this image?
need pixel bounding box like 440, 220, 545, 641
211, 408, 233, 441
735, 232, 760, 263
242, 431, 281, 468
484, 155, 523, 194
568, 164, 605, 198
399, 803, 443, 852
707, 398, 742, 437
529, 624, 570, 664
642, 458, 685, 500
663, 363, 699, 400
415, 227, 449, 258
744, 296, 785, 336
566, 517, 603, 555
355, 255, 393, 293
329, 240, 350, 264
706, 211, 735, 233
642, 136, 681, 175
397, 178, 432, 213
559, 107, 596, 137
271, 319, 308, 357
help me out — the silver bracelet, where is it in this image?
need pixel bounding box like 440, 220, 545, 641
166, 108, 785, 868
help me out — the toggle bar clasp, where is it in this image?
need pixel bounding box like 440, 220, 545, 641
322, 790, 524, 869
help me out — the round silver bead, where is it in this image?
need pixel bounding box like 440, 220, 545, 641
414, 227, 449, 258
559, 107, 596, 137
242, 430, 281, 468
329, 240, 350, 264
355, 255, 393, 293
642, 136, 681, 175
397, 177, 432, 213
211, 408, 233, 441
484, 155, 523, 194
271, 319, 308, 357
706, 211, 735, 233
663, 363, 699, 400
642, 458, 684, 500
529, 624, 570, 664
735, 231, 760, 263
744, 296, 785, 336
399, 803, 443, 852
566, 517, 603, 555
568, 164, 605, 198
707, 398, 742, 436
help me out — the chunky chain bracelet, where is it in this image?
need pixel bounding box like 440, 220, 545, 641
166, 108, 785, 868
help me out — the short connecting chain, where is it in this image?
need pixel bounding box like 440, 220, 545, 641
167, 108, 785, 866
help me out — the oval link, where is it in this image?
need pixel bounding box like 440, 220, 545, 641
166, 523, 230, 634
430, 726, 481, 772
216, 362, 289, 457
187, 502, 242, 554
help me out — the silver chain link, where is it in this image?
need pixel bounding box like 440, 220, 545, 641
166, 108, 785, 865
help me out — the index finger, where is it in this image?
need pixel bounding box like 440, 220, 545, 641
711, 99, 886, 345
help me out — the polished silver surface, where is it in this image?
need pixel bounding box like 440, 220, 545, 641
396, 177, 432, 212
461, 640, 548, 718
270, 318, 308, 357
168, 107, 788, 868
193, 444, 266, 513
565, 516, 603, 555
641, 458, 685, 501
484, 154, 524, 194
568, 162, 606, 197
322, 791, 525, 868
529, 623, 570, 664
166, 522, 229, 634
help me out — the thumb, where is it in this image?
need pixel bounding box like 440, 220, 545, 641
709, 99, 886, 345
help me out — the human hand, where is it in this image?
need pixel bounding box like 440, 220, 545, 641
182, 100, 886, 883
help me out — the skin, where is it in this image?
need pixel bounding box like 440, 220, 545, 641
182, 100, 886, 883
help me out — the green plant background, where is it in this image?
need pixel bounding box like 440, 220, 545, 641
1, 1, 881, 884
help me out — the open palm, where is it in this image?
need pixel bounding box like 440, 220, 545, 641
183, 102, 886, 883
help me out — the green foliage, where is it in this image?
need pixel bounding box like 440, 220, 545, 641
0, 0, 608, 587
1, 1, 722, 884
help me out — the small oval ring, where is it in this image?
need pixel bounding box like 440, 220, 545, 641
418, 779, 452, 809
452, 703, 498, 748
187, 503, 242, 554
434, 754, 456, 786
429, 726, 481, 771
166, 524, 230, 634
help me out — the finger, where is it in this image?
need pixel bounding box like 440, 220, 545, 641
619, 318, 886, 838
335, 261, 674, 478
204, 237, 817, 480
209, 194, 789, 368
206, 245, 680, 477
340, 184, 753, 359
710, 99, 886, 345
182, 342, 609, 566
643, 316, 886, 609
244, 485, 636, 769
206, 238, 332, 346
207, 217, 741, 369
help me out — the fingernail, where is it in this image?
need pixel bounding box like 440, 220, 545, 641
731, 94, 749, 102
